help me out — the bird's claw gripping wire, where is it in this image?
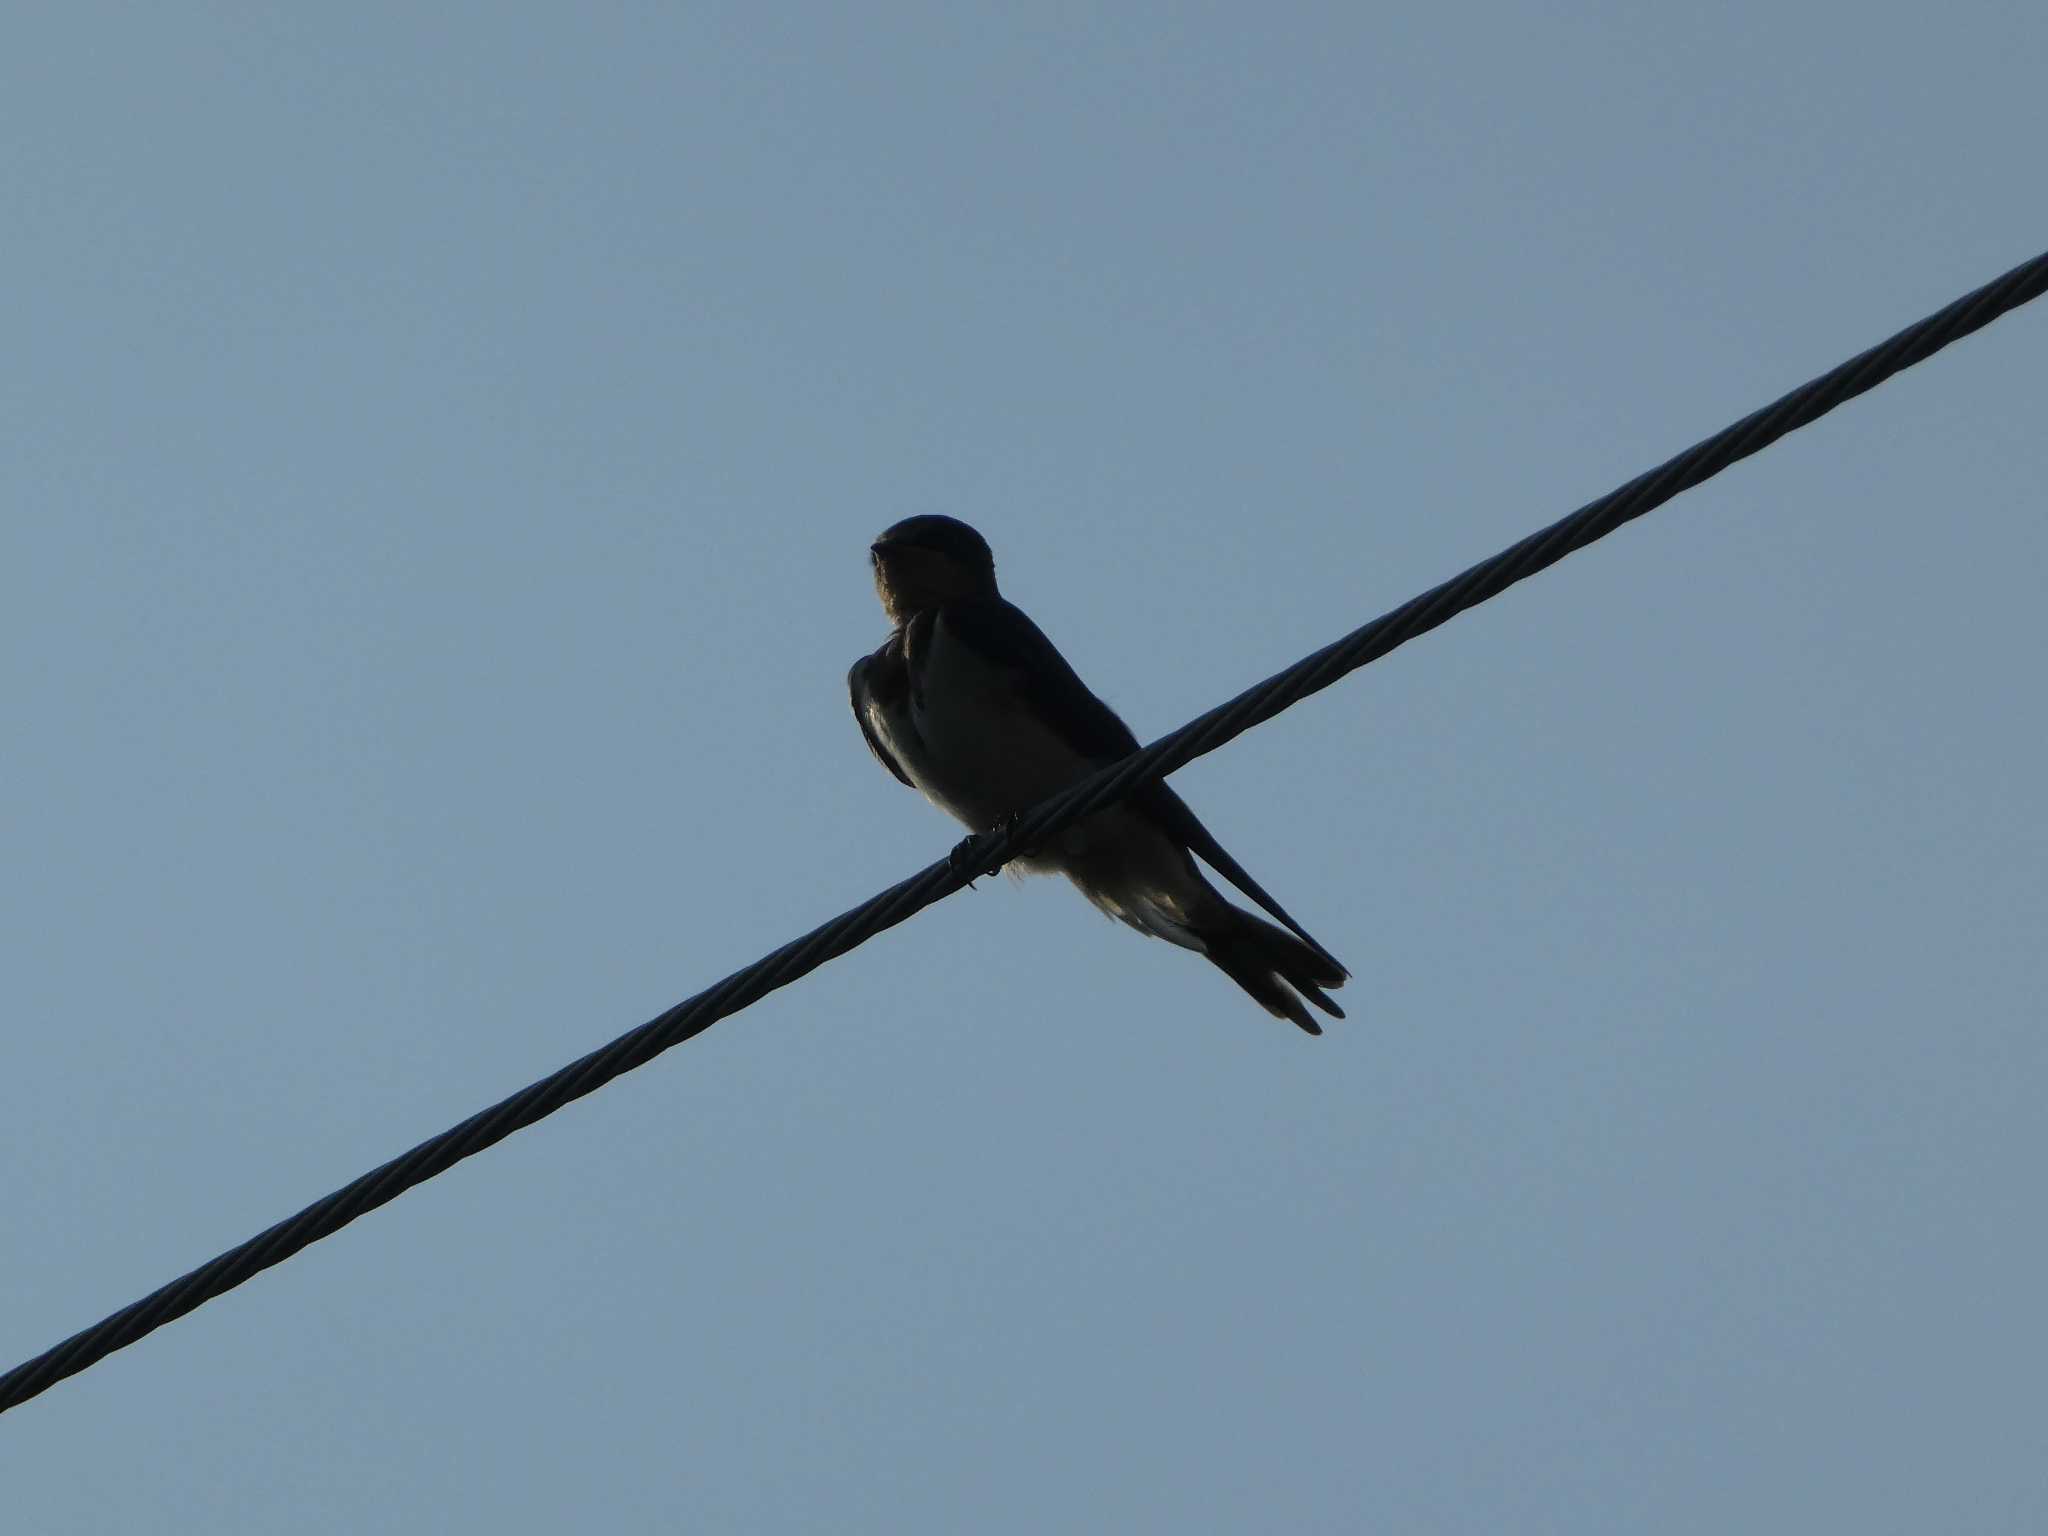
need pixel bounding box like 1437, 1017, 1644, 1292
985, 811, 1034, 872
946, 834, 984, 887
950, 812, 1030, 882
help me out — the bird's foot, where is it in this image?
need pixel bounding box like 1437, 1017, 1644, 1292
947, 834, 987, 887
950, 813, 1029, 881
983, 811, 1031, 874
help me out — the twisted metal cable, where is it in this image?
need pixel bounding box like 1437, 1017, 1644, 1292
5, 248, 2043, 1416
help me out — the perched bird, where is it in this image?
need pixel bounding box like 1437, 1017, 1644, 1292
848, 515, 1347, 1033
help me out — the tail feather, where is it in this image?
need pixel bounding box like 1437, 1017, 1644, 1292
1199, 908, 1349, 1035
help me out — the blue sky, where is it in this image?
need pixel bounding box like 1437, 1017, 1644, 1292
4, 4, 2044, 1531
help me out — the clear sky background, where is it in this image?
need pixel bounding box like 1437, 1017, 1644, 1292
4, 4, 2043, 1531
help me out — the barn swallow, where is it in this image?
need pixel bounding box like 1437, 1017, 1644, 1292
848, 514, 1347, 1033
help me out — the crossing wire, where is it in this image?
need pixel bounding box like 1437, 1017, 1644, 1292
4, 247, 2044, 1416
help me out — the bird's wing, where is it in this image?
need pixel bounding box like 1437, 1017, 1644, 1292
1144, 784, 1347, 977
939, 598, 1143, 760
946, 597, 1345, 975
847, 644, 915, 788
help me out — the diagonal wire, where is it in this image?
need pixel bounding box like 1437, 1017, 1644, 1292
4, 248, 2044, 1417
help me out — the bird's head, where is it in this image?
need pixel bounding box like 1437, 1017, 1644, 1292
869, 515, 998, 625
